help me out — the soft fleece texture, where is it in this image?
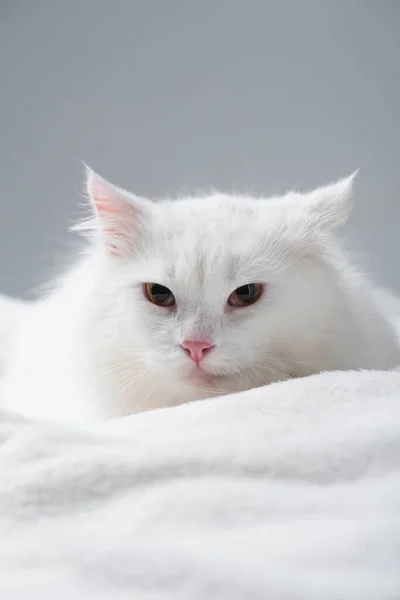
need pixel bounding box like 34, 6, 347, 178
0, 290, 400, 599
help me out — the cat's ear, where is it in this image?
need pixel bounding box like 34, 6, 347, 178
81, 166, 152, 255
289, 170, 358, 230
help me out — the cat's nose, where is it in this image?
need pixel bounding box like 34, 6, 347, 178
180, 339, 215, 365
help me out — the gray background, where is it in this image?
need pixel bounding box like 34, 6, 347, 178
0, 0, 399, 297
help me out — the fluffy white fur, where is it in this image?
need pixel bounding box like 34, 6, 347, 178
1, 169, 399, 421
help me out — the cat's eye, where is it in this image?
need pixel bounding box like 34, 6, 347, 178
144, 283, 175, 307
228, 283, 263, 307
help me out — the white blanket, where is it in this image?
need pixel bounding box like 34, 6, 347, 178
0, 292, 400, 599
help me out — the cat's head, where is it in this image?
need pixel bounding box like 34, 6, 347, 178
77, 168, 357, 398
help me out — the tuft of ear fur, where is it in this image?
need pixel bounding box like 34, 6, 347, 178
73, 165, 152, 255
288, 170, 359, 230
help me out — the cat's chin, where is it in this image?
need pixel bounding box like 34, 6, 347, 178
181, 368, 225, 388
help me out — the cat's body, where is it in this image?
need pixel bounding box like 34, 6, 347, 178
1, 170, 399, 421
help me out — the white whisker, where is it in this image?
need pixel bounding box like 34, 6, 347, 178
139, 375, 162, 408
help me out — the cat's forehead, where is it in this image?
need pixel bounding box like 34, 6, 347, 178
150, 194, 282, 285
160, 192, 259, 233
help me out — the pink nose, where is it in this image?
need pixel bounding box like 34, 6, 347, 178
180, 340, 215, 365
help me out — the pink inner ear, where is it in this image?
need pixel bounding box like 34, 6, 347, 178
90, 178, 136, 253
91, 179, 122, 214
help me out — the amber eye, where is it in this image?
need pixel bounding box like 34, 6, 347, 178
144, 283, 175, 307
228, 283, 263, 307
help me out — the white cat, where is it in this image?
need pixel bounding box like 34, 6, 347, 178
1, 169, 399, 421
